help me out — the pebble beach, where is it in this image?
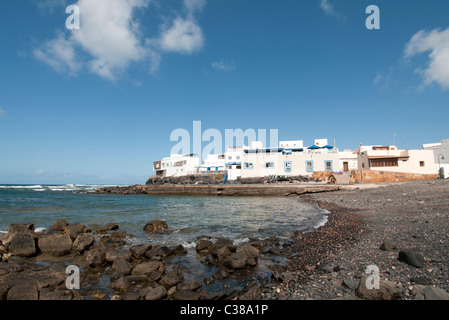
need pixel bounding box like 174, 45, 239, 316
268, 179, 449, 300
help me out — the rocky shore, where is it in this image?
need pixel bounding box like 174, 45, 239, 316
1, 179, 449, 300
267, 179, 449, 300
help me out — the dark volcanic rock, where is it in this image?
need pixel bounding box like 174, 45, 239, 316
398, 250, 425, 268
9, 234, 37, 258
143, 220, 168, 234
38, 233, 73, 257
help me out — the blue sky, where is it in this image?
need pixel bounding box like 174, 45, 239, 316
1, 0, 449, 184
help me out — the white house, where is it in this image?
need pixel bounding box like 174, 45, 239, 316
423, 138, 449, 178
355, 145, 437, 175
339, 149, 359, 173
197, 154, 226, 174
240, 140, 341, 179
153, 154, 200, 177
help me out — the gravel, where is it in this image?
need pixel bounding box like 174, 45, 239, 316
260, 179, 449, 300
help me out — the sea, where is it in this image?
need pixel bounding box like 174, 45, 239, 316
0, 184, 329, 293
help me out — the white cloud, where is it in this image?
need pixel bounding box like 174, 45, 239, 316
35, 169, 45, 176
320, 0, 345, 21
34, 0, 207, 80
34, 0, 154, 80
159, 17, 204, 54
0, 106, 5, 118
183, 0, 206, 15
212, 59, 236, 72
404, 27, 449, 90
34, 31, 81, 75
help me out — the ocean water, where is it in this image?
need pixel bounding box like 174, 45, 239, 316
0, 184, 330, 294
0, 184, 329, 247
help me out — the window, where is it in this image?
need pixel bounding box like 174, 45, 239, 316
265, 162, 275, 169
284, 161, 292, 172
228, 156, 232, 160
306, 161, 313, 172
325, 160, 333, 172
420, 161, 425, 167
369, 158, 398, 167
236, 156, 240, 160
244, 162, 253, 169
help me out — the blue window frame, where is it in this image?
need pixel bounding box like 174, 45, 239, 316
306, 161, 314, 172
284, 161, 292, 173
243, 162, 253, 169
325, 160, 333, 172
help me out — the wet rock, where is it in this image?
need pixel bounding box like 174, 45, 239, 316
73, 233, 95, 253
160, 270, 181, 289
85, 248, 107, 268
9, 233, 37, 257
196, 239, 215, 255
65, 224, 90, 240
99, 223, 119, 232
292, 230, 303, 241
398, 250, 425, 268
172, 289, 201, 300
111, 275, 148, 293
131, 261, 165, 276
106, 250, 132, 263
223, 251, 248, 270
7, 283, 38, 300
47, 219, 69, 234
143, 220, 168, 234
112, 257, 133, 276
145, 285, 167, 300
212, 245, 232, 263
240, 284, 263, 300
129, 244, 152, 259
38, 233, 73, 257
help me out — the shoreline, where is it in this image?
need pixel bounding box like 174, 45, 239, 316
271, 179, 449, 300
1, 179, 449, 300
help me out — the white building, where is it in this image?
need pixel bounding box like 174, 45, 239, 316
240, 140, 341, 179
339, 150, 359, 173
225, 146, 245, 181
423, 138, 449, 178
197, 154, 226, 174
355, 145, 437, 175
153, 154, 200, 177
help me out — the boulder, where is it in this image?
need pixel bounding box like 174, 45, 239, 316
99, 223, 119, 232
129, 244, 152, 259
112, 257, 133, 276
65, 224, 90, 240
145, 285, 167, 300
292, 230, 303, 241
421, 286, 449, 300
212, 245, 232, 263
85, 248, 107, 267
106, 250, 132, 263
9, 233, 37, 257
73, 233, 95, 253
38, 233, 73, 256
380, 241, 397, 252
131, 261, 165, 276
111, 275, 149, 293
47, 219, 69, 233
398, 250, 425, 268
223, 251, 248, 270
196, 239, 215, 255
160, 269, 182, 289
356, 277, 402, 300
6, 283, 39, 300
143, 220, 168, 234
